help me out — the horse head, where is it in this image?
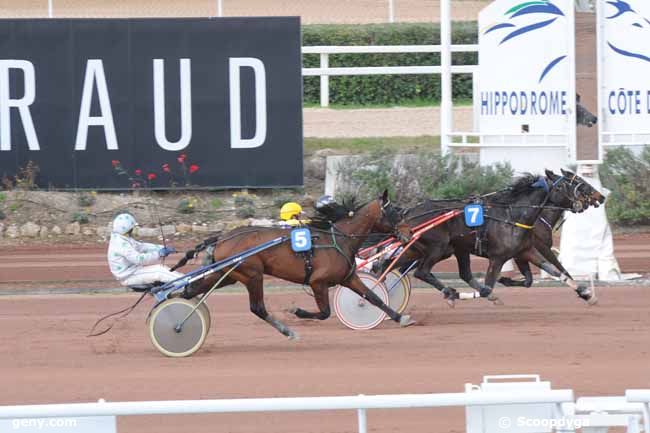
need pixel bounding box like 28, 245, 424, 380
544, 169, 605, 212
576, 94, 597, 127
373, 189, 412, 244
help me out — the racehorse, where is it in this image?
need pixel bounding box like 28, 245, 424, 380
179, 191, 414, 339
380, 169, 604, 305
498, 169, 605, 288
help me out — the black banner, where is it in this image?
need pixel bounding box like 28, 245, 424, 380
0, 17, 303, 189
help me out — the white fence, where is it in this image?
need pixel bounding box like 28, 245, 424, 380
3, 374, 650, 433
301, 45, 478, 108
0, 389, 573, 433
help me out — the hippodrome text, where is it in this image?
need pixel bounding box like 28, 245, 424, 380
480, 90, 568, 116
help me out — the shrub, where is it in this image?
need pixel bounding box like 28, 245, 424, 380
236, 206, 256, 219
600, 146, 650, 225
335, 149, 513, 205
178, 197, 198, 214
77, 192, 96, 207
72, 211, 90, 224
303, 22, 477, 105
211, 198, 223, 209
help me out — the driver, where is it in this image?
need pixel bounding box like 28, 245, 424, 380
279, 202, 310, 227
107, 213, 182, 287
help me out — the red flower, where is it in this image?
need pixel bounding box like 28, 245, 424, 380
177, 153, 187, 163
147, 173, 157, 181
189, 164, 199, 174
162, 163, 171, 173
134, 169, 142, 176
111, 160, 120, 168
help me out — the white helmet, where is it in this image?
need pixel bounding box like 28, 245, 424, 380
112, 213, 137, 235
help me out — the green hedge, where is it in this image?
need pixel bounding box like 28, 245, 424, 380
600, 146, 650, 225
302, 22, 478, 106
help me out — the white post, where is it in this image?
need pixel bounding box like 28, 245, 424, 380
48, 0, 53, 17
595, 0, 604, 162
567, 0, 577, 162
217, 0, 223, 17
388, 0, 395, 23
357, 408, 367, 433
440, 0, 452, 155
320, 53, 329, 107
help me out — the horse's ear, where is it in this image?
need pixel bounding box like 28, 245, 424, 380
381, 189, 389, 204
545, 169, 556, 179
560, 168, 571, 177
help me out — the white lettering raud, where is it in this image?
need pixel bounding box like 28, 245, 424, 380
229, 57, 267, 149
153, 58, 192, 151
0, 60, 39, 151
75, 59, 118, 150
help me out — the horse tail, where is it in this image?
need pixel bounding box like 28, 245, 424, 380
170, 232, 222, 271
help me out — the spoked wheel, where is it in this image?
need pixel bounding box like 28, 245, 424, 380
334, 272, 389, 330
383, 270, 412, 315
148, 298, 209, 357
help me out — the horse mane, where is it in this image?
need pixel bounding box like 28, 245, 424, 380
309, 196, 365, 230
490, 173, 540, 202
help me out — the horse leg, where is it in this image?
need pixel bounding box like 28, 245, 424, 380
242, 271, 299, 339
455, 250, 488, 297
413, 249, 458, 307
531, 246, 597, 305
344, 273, 415, 327
291, 282, 331, 320
481, 257, 507, 305
498, 257, 533, 287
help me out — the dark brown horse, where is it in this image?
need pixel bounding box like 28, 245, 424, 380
499, 169, 605, 288
378, 170, 604, 305
181, 191, 414, 339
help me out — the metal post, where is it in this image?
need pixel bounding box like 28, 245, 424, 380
440, 0, 452, 155
567, 0, 577, 162
357, 408, 367, 433
595, 0, 604, 162
320, 53, 329, 107
388, 0, 395, 23
48, 0, 53, 17
217, 0, 223, 17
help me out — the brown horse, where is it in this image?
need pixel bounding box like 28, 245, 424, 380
181, 191, 414, 339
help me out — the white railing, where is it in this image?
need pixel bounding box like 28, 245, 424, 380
0, 390, 573, 433
301, 45, 478, 107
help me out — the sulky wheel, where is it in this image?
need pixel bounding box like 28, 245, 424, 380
194, 297, 211, 332
383, 270, 412, 315
148, 298, 209, 357
334, 271, 389, 330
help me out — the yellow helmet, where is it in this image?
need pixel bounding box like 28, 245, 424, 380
280, 202, 302, 220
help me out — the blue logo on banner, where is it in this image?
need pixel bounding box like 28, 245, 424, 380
291, 228, 312, 252
464, 204, 484, 227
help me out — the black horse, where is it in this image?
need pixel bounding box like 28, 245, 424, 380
380, 169, 603, 305
498, 169, 605, 288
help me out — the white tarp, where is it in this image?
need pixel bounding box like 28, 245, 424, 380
558, 166, 623, 280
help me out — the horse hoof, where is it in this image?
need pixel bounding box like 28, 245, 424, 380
446, 298, 456, 308
399, 315, 416, 327
488, 294, 504, 306
287, 332, 300, 341
286, 307, 298, 315
587, 296, 598, 306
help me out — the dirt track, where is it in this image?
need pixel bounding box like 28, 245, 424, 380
0, 286, 648, 433
1, 232, 648, 290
